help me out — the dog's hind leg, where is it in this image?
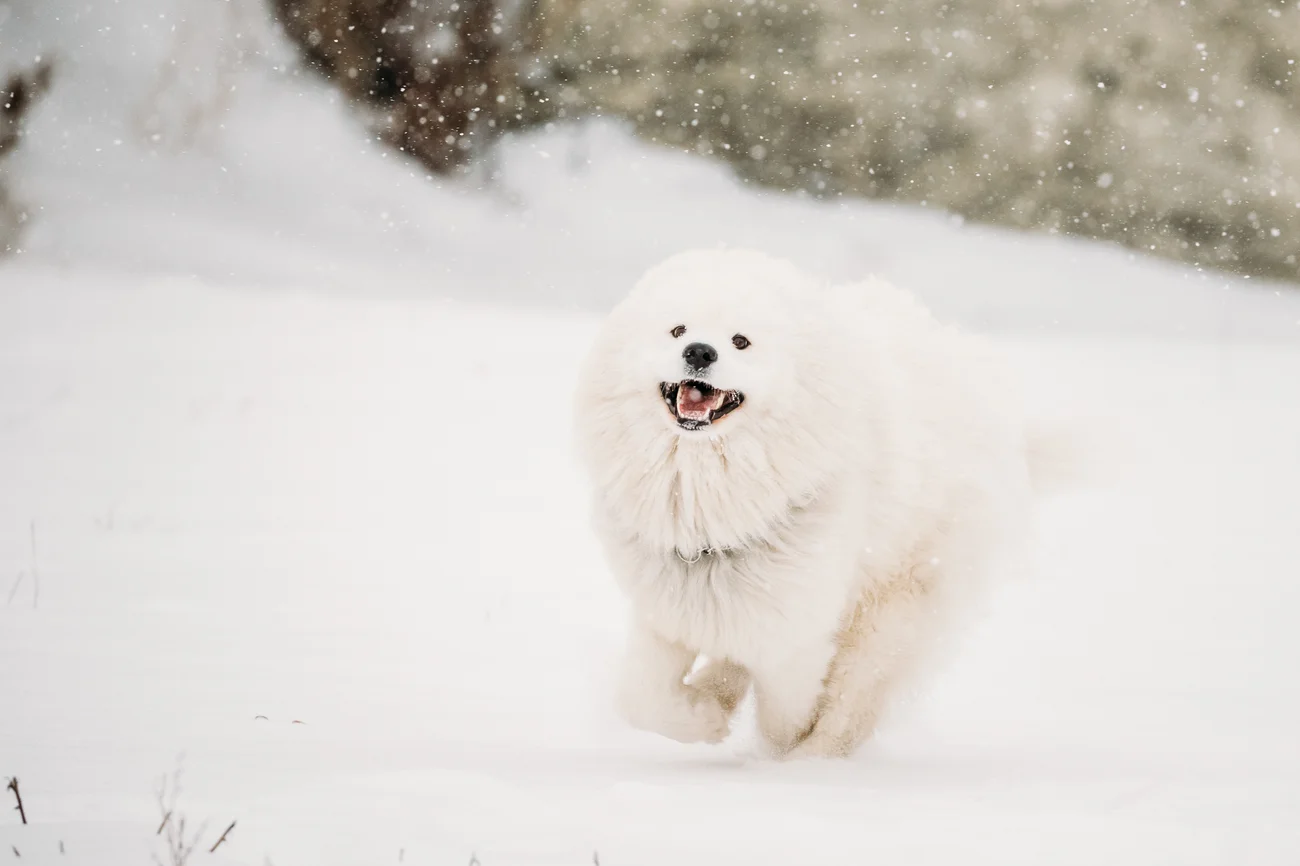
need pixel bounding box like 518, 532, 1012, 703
787, 569, 938, 759
615, 620, 732, 744
750, 638, 840, 755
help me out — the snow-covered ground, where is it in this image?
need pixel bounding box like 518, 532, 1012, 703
3, 3, 1300, 863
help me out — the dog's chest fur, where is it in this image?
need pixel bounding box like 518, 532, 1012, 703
597, 479, 863, 662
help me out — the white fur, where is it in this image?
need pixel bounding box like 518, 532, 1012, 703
575, 249, 1043, 759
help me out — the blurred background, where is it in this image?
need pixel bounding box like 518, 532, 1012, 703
1, 0, 1297, 319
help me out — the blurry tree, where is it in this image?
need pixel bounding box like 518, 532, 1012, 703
541, 0, 1300, 281
275, 0, 1300, 282
272, 0, 555, 171
0, 58, 51, 256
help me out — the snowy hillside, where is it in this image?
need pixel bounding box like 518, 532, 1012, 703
3, 2, 1300, 863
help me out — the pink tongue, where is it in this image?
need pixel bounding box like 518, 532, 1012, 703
678, 385, 725, 420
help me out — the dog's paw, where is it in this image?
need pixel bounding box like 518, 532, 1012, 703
618, 685, 731, 745
670, 688, 732, 744
779, 718, 862, 761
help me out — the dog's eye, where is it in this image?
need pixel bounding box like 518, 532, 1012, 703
670, 325, 687, 338
732, 334, 751, 350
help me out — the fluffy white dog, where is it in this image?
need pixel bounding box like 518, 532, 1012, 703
576, 249, 1057, 759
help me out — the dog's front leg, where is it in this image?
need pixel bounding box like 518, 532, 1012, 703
615, 620, 731, 744
751, 639, 838, 755
687, 657, 752, 715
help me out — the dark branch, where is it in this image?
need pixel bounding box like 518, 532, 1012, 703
6, 777, 26, 825
209, 820, 236, 854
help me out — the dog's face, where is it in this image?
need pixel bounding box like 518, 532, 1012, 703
578, 249, 872, 550
587, 249, 821, 438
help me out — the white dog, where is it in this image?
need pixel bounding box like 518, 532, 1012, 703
576, 249, 1057, 759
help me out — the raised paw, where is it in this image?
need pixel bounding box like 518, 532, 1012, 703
617, 683, 731, 744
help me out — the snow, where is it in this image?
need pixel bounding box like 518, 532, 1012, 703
4, 5, 1300, 863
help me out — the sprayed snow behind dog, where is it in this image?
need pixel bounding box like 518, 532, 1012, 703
576, 249, 1069, 758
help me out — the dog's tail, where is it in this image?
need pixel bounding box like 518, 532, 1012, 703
1024, 418, 1123, 496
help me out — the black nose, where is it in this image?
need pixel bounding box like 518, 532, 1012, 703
682, 342, 718, 371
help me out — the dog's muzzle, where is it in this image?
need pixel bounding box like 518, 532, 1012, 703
660, 379, 744, 430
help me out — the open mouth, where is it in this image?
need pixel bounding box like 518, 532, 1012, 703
659, 380, 745, 430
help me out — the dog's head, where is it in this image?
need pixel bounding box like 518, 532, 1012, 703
583, 249, 823, 437
576, 249, 875, 550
